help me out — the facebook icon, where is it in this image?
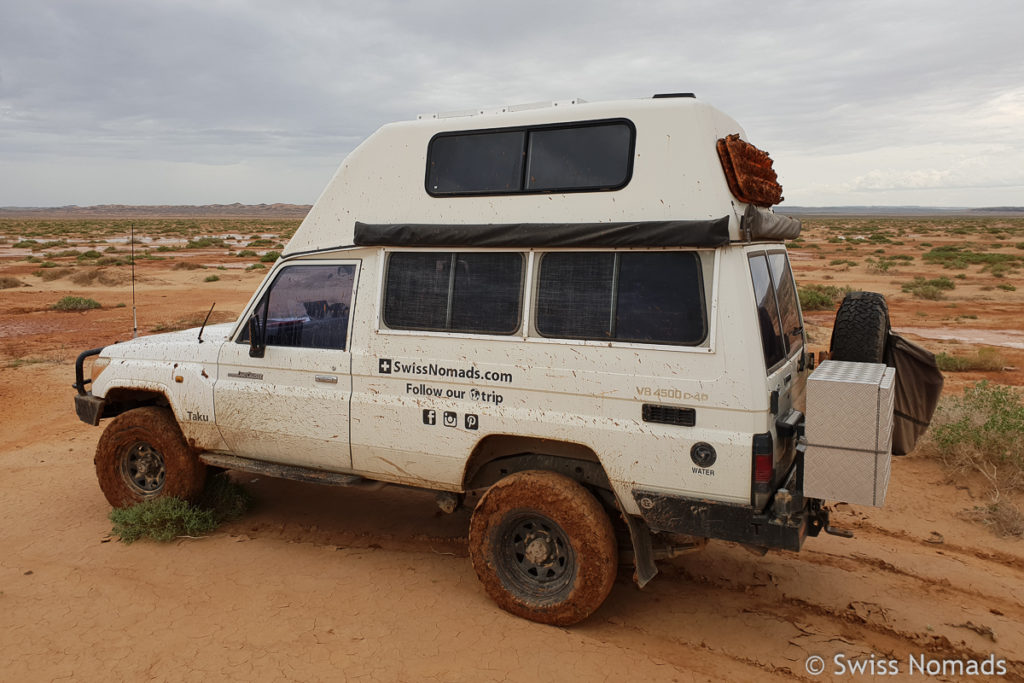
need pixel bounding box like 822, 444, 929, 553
423, 409, 436, 425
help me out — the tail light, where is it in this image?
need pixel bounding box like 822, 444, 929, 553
752, 432, 774, 495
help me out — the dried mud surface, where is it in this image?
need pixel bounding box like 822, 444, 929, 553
2, 217, 1023, 681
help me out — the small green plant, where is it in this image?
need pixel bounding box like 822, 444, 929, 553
77, 250, 103, 260
52, 296, 101, 311
245, 263, 266, 271
236, 249, 258, 258
997, 283, 1016, 291
935, 348, 1006, 372
185, 236, 228, 249
109, 474, 251, 543
204, 274, 220, 282
96, 256, 130, 266
902, 276, 955, 300
13, 239, 39, 248
259, 250, 281, 263
923, 381, 1024, 536
798, 284, 851, 311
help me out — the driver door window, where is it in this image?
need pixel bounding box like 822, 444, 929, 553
241, 264, 356, 350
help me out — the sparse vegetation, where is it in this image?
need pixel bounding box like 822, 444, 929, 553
901, 276, 955, 300
923, 382, 1024, 537
935, 348, 1006, 372
185, 236, 228, 249
259, 250, 281, 263
798, 284, 851, 311
108, 474, 251, 543
52, 296, 101, 311
245, 263, 265, 271
204, 274, 220, 282
36, 267, 75, 282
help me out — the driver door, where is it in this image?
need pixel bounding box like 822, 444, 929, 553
214, 260, 359, 471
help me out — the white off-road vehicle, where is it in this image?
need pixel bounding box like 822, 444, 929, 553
73, 94, 941, 625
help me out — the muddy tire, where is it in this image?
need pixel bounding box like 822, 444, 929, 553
829, 291, 890, 363
469, 470, 617, 626
94, 406, 207, 508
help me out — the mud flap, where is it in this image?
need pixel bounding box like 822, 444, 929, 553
884, 333, 944, 455
622, 513, 658, 588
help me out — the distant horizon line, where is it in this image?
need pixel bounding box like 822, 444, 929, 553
1, 202, 1022, 218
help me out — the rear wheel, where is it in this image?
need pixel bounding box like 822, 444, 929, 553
94, 406, 207, 508
829, 291, 890, 363
469, 470, 617, 626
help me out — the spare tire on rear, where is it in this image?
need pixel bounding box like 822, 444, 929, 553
829, 291, 890, 363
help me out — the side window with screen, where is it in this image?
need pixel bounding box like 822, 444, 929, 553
748, 253, 786, 370
535, 251, 706, 345
427, 120, 634, 196
239, 264, 356, 350
384, 252, 524, 334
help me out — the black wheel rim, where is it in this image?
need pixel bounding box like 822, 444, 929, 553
495, 511, 576, 604
120, 441, 166, 496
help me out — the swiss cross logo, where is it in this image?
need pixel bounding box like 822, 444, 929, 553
378, 358, 392, 374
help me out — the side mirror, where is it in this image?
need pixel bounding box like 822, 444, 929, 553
247, 313, 266, 358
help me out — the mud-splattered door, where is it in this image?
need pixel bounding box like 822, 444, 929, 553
214, 261, 360, 471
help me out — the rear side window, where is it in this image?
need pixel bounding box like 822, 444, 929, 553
768, 252, 803, 355
535, 251, 706, 345
384, 252, 524, 334
427, 120, 634, 196
749, 252, 803, 371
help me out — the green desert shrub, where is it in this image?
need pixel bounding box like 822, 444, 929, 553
52, 296, 101, 311
109, 474, 251, 543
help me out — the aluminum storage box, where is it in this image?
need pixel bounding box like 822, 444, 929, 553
803, 360, 895, 507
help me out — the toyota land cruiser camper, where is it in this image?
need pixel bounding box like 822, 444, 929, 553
72, 94, 940, 625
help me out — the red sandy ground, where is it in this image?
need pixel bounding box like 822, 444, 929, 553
1, 217, 1022, 681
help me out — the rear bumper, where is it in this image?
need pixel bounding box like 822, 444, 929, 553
74, 393, 105, 426
631, 447, 829, 552
632, 489, 812, 551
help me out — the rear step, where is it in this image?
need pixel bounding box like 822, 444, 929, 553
200, 453, 368, 487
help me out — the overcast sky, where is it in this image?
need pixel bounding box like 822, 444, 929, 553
2, 0, 1022, 207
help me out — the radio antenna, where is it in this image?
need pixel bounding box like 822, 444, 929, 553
131, 222, 138, 338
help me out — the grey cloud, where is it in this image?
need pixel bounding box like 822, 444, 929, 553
1, 0, 1023, 205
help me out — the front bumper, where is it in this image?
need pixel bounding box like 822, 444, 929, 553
74, 393, 105, 426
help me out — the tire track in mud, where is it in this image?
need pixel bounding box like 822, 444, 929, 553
845, 517, 1024, 573
800, 549, 1024, 619
655, 561, 1024, 681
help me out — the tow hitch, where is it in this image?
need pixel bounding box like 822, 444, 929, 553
806, 500, 855, 539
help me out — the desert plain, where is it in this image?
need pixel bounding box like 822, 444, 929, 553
1, 209, 1023, 681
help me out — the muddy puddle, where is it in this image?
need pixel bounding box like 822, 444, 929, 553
896, 327, 1024, 349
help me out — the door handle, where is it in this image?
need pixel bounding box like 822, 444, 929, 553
315, 375, 338, 384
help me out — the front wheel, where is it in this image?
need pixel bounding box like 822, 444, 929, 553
468, 470, 617, 626
94, 406, 207, 508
